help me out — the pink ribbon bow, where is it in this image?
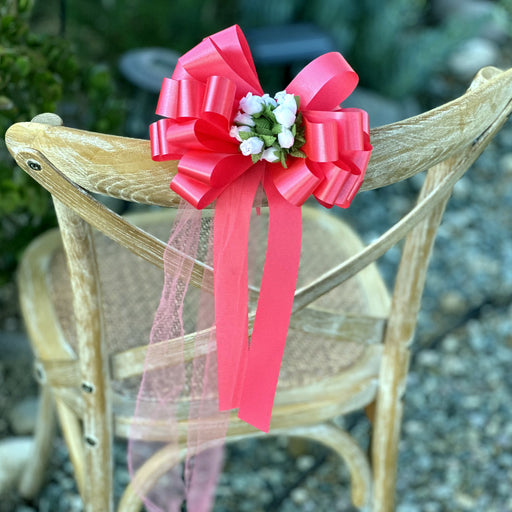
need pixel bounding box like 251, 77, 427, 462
150, 25, 371, 432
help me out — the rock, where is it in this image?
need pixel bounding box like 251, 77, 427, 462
417, 350, 440, 367
440, 290, 468, 315
442, 335, 460, 353
448, 38, 500, 80
296, 454, 315, 471
8, 396, 39, 435
290, 487, 309, 505
441, 354, 467, 375
455, 491, 477, 509
397, 504, 422, 512
404, 420, 425, 436
452, 176, 471, 200
0, 437, 33, 495
499, 153, 512, 175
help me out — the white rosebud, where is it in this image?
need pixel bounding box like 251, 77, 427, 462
234, 112, 255, 126
274, 90, 288, 105
229, 125, 239, 140
239, 92, 264, 115
261, 93, 277, 108
261, 147, 280, 163
280, 93, 298, 115
229, 125, 251, 142
274, 104, 296, 128
240, 136, 264, 156
278, 128, 294, 149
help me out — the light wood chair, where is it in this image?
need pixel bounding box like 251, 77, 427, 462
5, 66, 512, 512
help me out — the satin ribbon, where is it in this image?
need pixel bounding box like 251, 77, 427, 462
150, 25, 371, 432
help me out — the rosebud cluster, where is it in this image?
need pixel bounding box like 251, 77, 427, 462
230, 91, 306, 167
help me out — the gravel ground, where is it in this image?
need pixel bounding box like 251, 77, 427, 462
2, 53, 512, 512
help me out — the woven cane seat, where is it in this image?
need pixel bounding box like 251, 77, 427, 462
45, 206, 387, 404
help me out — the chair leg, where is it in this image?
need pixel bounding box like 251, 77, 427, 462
54, 399, 86, 499
370, 346, 408, 512
285, 423, 372, 509
18, 385, 57, 499
55, 399, 115, 511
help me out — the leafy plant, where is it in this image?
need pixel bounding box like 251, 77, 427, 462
0, 0, 123, 285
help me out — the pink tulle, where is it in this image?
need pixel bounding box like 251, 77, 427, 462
128, 201, 228, 512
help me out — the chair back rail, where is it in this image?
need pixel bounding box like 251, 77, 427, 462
5, 67, 512, 207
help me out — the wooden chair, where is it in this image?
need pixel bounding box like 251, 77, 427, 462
5, 66, 512, 512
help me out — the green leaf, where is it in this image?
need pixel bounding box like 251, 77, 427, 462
272, 124, 282, 135
238, 130, 255, 140
15, 56, 30, 77
266, 110, 277, 124
295, 95, 301, 110
263, 104, 274, 117
290, 148, 307, 158
251, 153, 262, 164
280, 152, 287, 169
295, 133, 306, 145
260, 135, 276, 147
254, 116, 274, 136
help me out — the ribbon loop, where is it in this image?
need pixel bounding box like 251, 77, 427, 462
202, 76, 237, 127
178, 151, 253, 189
271, 159, 321, 206
177, 26, 263, 97
303, 118, 339, 162
287, 52, 359, 111
150, 118, 180, 161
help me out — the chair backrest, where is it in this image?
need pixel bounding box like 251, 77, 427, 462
5, 65, 512, 511
6, 65, 511, 298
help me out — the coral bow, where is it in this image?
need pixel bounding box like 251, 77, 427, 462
150, 25, 371, 432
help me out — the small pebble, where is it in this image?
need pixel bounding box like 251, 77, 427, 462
290, 487, 309, 505
417, 350, 440, 367
296, 455, 315, 472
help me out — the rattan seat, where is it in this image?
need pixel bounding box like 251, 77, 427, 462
31, 207, 386, 413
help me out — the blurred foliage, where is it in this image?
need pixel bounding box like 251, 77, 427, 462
37, 0, 482, 101
339, 0, 486, 98
43, 0, 239, 62
0, 0, 124, 285
0, 0, 494, 287
499, 0, 512, 28
240, 0, 481, 99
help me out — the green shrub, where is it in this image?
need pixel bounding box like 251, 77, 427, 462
0, 0, 123, 285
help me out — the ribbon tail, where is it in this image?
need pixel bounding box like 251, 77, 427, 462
237, 175, 302, 432
213, 163, 263, 411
